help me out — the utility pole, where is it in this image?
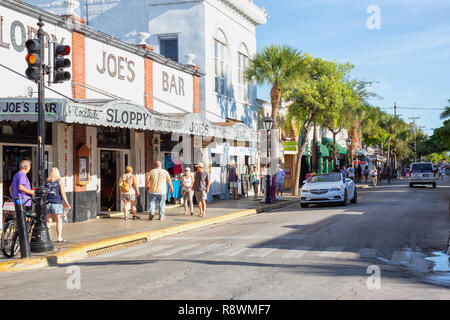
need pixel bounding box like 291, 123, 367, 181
408, 116, 420, 163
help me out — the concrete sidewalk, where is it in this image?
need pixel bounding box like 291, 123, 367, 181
0, 195, 298, 272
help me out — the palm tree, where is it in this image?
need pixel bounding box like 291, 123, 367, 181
440, 99, 450, 119
246, 45, 304, 129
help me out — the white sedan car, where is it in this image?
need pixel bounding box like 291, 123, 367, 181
300, 173, 357, 208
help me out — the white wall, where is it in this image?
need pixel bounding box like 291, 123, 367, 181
0, 6, 72, 99
204, 0, 258, 128
84, 37, 145, 104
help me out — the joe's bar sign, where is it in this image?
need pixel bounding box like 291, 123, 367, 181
0, 98, 64, 122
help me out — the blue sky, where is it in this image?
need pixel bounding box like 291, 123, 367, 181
254, 0, 450, 134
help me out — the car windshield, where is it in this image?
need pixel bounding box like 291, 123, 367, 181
411, 164, 433, 171
308, 174, 341, 183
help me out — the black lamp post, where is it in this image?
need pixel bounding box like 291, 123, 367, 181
263, 114, 273, 204
30, 19, 54, 253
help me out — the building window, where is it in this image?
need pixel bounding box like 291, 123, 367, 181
238, 51, 249, 102
0, 121, 52, 144
160, 37, 178, 62
97, 127, 130, 149
214, 39, 228, 95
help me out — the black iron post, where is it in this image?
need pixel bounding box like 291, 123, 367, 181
30, 18, 54, 253
265, 129, 271, 204
14, 198, 31, 258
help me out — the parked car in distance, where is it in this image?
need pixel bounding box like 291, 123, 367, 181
409, 162, 436, 188
300, 173, 357, 208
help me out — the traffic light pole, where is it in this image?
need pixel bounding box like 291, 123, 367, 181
30, 18, 54, 253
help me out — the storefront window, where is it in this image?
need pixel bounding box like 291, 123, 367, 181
97, 127, 130, 149
0, 121, 52, 144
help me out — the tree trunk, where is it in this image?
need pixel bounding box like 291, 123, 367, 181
312, 122, 317, 172
387, 136, 391, 167
270, 84, 281, 130
333, 131, 337, 169
349, 127, 355, 168
293, 116, 314, 196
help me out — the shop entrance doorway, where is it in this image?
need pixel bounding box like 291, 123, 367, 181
2, 146, 32, 199
100, 150, 118, 211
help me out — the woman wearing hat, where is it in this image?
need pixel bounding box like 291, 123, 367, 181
181, 167, 195, 215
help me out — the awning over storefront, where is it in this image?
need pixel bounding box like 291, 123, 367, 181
0, 98, 257, 142
322, 137, 347, 155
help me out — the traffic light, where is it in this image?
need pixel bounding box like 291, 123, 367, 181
53, 44, 71, 83
25, 39, 42, 81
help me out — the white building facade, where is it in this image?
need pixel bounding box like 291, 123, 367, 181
23, 0, 267, 199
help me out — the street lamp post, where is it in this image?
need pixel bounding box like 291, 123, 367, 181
263, 115, 273, 204
30, 19, 54, 253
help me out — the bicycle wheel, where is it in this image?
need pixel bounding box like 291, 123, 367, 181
1, 220, 20, 258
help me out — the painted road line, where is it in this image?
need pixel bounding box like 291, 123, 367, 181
246, 247, 279, 258
122, 244, 173, 258
153, 244, 200, 257
281, 246, 312, 259
319, 247, 345, 258
184, 243, 228, 257
216, 245, 249, 257
358, 248, 378, 258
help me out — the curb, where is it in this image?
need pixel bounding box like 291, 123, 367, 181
0, 199, 297, 273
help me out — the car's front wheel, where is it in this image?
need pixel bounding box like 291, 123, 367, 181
350, 188, 357, 203
300, 202, 309, 208
341, 190, 348, 206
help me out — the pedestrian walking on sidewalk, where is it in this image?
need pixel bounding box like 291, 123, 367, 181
45, 167, 70, 242
250, 165, 260, 200
228, 161, 240, 200
9, 160, 34, 208
194, 163, 210, 217
146, 161, 173, 221
181, 167, 195, 215
363, 166, 369, 183
119, 166, 140, 220
275, 164, 286, 200
356, 165, 362, 183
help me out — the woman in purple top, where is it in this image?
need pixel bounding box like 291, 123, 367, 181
9, 160, 34, 207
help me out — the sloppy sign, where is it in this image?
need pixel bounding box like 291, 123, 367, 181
63, 100, 153, 130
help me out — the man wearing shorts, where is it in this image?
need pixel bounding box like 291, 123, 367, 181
275, 164, 286, 200
227, 162, 240, 200
193, 163, 210, 217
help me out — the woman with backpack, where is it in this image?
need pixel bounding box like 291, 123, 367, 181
119, 166, 140, 220
45, 167, 70, 242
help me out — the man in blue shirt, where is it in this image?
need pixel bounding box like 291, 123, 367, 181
9, 160, 35, 207
275, 164, 286, 200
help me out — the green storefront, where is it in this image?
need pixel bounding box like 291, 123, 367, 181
321, 137, 347, 173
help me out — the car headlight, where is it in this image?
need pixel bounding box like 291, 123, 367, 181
301, 188, 309, 193
330, 186, 342, 192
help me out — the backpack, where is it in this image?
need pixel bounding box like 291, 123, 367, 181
119, 175, 131, 193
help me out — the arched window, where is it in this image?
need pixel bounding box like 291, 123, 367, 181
213, 29, 229, 96
238, 43, 250, 103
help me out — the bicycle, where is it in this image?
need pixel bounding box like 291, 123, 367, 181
1, 196, 38, 258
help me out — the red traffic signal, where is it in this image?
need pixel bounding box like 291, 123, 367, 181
55, 44, 70, 56
53, 44, 71, 83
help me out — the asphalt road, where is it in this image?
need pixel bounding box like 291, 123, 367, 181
1, 178, 449, 300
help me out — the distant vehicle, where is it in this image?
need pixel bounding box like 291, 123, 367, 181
409, 162, 436, 188
300, 173, 357, 208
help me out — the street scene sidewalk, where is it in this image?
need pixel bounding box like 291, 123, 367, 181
0, 195, 298, 272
